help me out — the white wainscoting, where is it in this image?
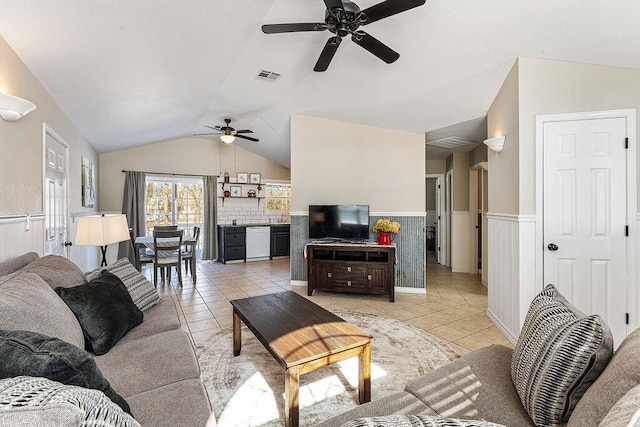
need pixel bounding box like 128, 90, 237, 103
451, 211, 469, 273
0, 216, 45, 262
0, 214, 98, 271
486, 213, 537, 344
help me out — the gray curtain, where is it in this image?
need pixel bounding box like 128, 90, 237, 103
202, 175, 218, 260
118, 171, 146, 262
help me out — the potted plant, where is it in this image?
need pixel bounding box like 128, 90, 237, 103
372, 218, 400, 245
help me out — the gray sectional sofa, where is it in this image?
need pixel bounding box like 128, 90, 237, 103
0, 252, 212, 426
319, 286, 640, 427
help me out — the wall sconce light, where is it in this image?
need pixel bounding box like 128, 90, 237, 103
484, 136, 505, 153
220, 134, 235, 144
0, 92, 36, 121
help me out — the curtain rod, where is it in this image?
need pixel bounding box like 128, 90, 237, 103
121, 170, 219, 178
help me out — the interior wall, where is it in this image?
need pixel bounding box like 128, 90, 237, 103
518, 57, 640, 214
452, 152, 470, 212
290, 115, 425, 213
0, 35, 98, 216
426, 160, 446, 174
0, 35, 98, 267
469, 143, 488, 166
487, 59, 520, 215
99, 137, 290, 212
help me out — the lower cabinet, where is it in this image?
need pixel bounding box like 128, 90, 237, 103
307, 244, 396, 302
218, 226, 246, 264
270, 224, 290, 258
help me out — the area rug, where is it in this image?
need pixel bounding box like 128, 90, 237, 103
196, 309, 459, 427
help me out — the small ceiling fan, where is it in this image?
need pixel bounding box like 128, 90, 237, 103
262, 0, 426, 72
194, 118, 259, 144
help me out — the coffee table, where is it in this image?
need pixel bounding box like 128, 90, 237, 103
231, 291, 374, 427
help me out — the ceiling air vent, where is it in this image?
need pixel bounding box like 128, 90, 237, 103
426, 136, 480, 150
256, 70, 281, 82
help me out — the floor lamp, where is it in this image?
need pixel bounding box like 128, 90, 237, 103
76, 214, 130, 266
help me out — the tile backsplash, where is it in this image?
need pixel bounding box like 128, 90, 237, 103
217, 197, 290, 225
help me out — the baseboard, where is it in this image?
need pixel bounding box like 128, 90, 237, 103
290, 280, 307, 287
486, 309, 518, 345
481, 278, 488, 288
395, 286, 426, 294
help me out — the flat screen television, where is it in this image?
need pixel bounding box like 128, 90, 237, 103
309, 205, 370, 240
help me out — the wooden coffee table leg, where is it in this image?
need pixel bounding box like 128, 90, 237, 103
358, 342, 372, 404
233, 308, 241, 356
285, 365, 300, 427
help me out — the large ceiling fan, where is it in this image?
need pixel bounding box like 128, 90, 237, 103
262, 0, 426, 72
194, 118, 259, 144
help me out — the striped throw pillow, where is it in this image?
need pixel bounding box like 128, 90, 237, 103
85, 258, 161, 311
511, 284, 613, 426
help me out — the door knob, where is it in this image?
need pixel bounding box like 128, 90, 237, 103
64, 241, 73, 247
547, 243, 558, 251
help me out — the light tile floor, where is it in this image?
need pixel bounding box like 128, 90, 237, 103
147, 259, 512, 356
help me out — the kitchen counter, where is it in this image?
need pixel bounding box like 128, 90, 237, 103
217, 224, 290, 263
218, 223, 290, 228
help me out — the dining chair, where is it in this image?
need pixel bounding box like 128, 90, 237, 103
152, 230, 183, 287
154, 225, 178, 231
182, 226, 201, 279
129, 228, 153, 270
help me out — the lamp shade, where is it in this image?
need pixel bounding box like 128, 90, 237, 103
0, 92, 36, 121
220, 134, 235, 144
76, 214, 130, 246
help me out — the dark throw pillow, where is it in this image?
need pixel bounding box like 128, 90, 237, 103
55, 271, 143, 356
0, 329, 130, 413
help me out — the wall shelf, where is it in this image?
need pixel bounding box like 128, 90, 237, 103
217, 195, 264, 206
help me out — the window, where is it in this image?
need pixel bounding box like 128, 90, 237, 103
265, 182, 291, 212
145, 176, 204, 237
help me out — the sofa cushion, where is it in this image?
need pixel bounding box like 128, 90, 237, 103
597, 383, 640, 427
0, 376, 139, 427
568, 327, 640, 427
0, 271, 84, 349
511, 284, 613, 425
118, 299, 181, 345
55, 271, 143, 356
0, 252, 40, 277
126, 379, 212, 427
95, 329, 200, 398
340, 415, 506, 427
405, 345, 534, 427
85, 258, 162, 311
316, 391, 436, 427
18, 254, 86, 289
0, 330, 130, 413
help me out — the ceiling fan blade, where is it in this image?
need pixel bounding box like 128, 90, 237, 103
193, 133, 220, 136
204, 125, 222, 131
323, 0, 344, 12
351, 31, 399, 64
235, 134, 259, 142
359, 0, 426, 25
314, 36, 342, 72
262, 23, 326, 34
235, 129, 254, 134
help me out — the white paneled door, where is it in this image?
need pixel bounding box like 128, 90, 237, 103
543, 117, 628, 345
44, 128, 69, 257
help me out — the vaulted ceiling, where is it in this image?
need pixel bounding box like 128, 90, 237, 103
2, 1, 640, 168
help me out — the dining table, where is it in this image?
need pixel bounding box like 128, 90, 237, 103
133, 235, 198, 284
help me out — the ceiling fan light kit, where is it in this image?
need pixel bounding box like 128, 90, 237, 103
220, 134, 235, 144
261, 0, 426, 72
193, 118, 260, 144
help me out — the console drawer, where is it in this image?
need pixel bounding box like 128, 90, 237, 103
332, 264, 367, 277
333, 278, 367, 291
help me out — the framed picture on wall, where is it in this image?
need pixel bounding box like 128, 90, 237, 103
81, 156, 95, 207
249, 173, 261, 184
230, 186, 242, 197
237, 172, 248, 183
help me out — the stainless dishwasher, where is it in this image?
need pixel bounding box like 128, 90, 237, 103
245, 226, 271, 261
